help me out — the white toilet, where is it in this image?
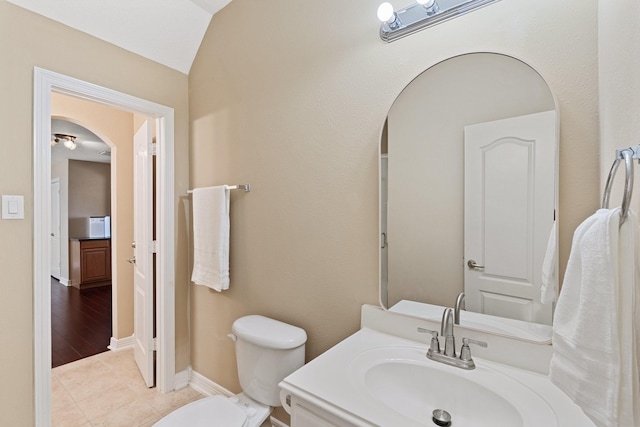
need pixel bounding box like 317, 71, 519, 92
154, 315, 307, 427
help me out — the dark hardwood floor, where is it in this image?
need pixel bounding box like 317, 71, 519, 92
51, 277, 112, 368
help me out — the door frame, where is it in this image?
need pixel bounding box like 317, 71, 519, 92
50, 177, 61, 280
33, 67, 176, 426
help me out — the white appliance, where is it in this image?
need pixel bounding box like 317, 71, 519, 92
104, 215, 111, 238
87, 216, 110, 238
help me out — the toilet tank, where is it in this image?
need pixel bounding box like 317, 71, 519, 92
232, 315, 307, 407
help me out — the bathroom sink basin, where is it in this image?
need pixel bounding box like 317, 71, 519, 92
349, 346, 557, 427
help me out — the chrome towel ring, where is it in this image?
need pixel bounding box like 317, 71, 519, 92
602, 147, 636, 226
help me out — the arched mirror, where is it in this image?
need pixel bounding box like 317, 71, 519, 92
380, 53, 557, 342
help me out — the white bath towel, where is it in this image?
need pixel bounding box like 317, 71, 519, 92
549, 208, 639, 427
191, 186, 230, 292
540, 221, 558, 304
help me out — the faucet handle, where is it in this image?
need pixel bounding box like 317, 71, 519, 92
460, 337, 488, 361
462, 337, 488, 348
417, 327, 441, 354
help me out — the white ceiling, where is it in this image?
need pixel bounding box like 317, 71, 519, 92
51, 119, 111, 164
6, 0, 232, 74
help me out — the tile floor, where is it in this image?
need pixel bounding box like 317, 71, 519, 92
52, 348, 206, 427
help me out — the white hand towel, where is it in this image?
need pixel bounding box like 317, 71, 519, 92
541, 221, 558, 304
191, 186, 230, 292
549, 208, 639, 427
616, 210, 640, 426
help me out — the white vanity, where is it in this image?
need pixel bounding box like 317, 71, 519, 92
279, 305, 594, 427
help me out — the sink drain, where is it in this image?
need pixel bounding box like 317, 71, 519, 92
432, 409, 452, 426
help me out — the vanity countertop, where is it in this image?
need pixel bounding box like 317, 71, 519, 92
279, 328, 594, 427
69, 236, 111, 241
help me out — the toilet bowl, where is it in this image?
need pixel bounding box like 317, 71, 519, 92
153, 315, 307, 427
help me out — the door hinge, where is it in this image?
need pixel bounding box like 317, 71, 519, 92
150, 240, 158, 253
150, 143, 158, 156
151, 337, 158, 352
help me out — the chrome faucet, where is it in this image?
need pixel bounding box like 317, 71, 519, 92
417, 307, 487, 370
441, 307, 456, 357
454, 292, 465, 325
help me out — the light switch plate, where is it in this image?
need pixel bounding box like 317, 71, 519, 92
2, 195, 24, 219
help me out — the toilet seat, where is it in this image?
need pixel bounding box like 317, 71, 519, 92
153, 393, 272, 427
153, 395, 248, 427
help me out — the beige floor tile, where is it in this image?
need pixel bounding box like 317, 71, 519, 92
97, 348, 135, 368
75, 382, 140, 420
167, 391, 205, 413
58, 365, 123, 402
52, 349, 206, 426
90, 399, 159, 427
145, 386, 203, 415
53, 353, 105, 376
51, 375, 69, 401
51, 398, 89, 427
138, 413, 165, 427
120, 375, 159, 400
54, 357, 108, 386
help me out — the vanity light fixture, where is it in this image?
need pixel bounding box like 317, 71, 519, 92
51, 133, 77, 150
378, 0, 501, 42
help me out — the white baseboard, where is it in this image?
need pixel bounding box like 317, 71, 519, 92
269, 416, 289, 427
59, 276, 71, 286
107, 335, 134, 351
189, 369, 234, 397
174, 367, 191, 390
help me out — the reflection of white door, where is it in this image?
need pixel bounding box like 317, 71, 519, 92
133, 120, 155, 387
51, 179, 61, 280
464, 110, 555, 325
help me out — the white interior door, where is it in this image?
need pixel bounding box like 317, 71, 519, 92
50, 179, 61, 280
464, 110, 556, 325
133, 120, 155, 387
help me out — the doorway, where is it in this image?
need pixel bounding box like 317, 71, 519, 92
50, 116, 114, 367
33, 68, 176, 427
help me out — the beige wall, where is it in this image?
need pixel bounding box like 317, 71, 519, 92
52, 94, 136, 339
386, 53, 555, 307
188, 1, 598, 424
68, 160, 111, 235
599, 0, 640, 210
0, 1, 190, 425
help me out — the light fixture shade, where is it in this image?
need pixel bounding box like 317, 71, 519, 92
63, 139, 77, 150
377, 2, 395, 22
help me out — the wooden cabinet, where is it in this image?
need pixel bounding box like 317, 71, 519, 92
70, 238, 111, 289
